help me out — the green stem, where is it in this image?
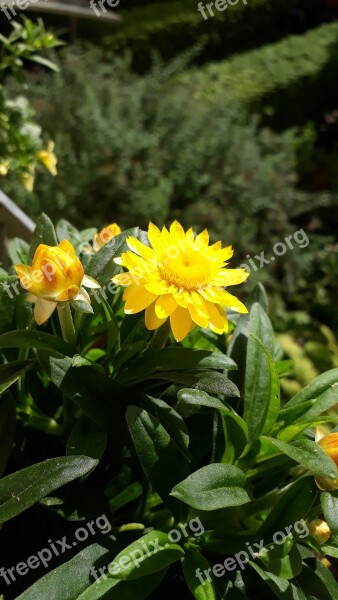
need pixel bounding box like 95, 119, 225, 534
57, 302, 76, 345
147, 319, 171, 350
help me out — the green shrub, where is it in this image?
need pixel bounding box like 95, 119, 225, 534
103, 0, 303, 69
183, 22, 338, 128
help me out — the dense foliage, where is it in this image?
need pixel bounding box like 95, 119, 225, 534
0, 215, 338, 599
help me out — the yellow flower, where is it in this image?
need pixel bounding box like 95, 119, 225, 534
37, 141, 58, 176
113, 221, 249, 342
21, 170, 35, 192
15, 240, 100, 325
309, 519, 331, 544
315, 431, 338, 490
93, 223, 122, 252
0, 160, 10, 176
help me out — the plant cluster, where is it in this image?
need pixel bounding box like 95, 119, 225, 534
0, 215, 338, 599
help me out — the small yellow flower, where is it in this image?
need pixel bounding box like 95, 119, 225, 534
309, 519, 331, 544
37, 141, 58, 176
315, 431, 338, 490
93, 223, 122, 252
15, 240, 100, 325
21, 170, 35, 192
113, 221, 249, 342
0, 160, 10, 176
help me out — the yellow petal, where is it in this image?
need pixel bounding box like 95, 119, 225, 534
194, 229, 209, 249
220, 290, 248, 314
34, 299, 57, 325
170, 306, 193, 342
155, 294, 177, 319
145, 302, 167, 330
15, 264, 32, 290
215, 268, 249, 286
58, 239, 76, 257
126, 237, 155, 262
205, 300, 228, 334
147, 222, 162, 250
188, 302, 209, 328
124, 286, 157, 314
169, 220, 185, 241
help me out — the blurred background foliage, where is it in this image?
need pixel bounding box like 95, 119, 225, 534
1, 1, 338, 356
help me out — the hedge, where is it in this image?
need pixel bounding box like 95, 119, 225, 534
182, 21, 338, 128
104, 0, 317, 69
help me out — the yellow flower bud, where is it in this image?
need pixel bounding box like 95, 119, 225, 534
315, 432, 338, 490
309, 519, 331, 544
37, 141, 58, 176
93, 223, 122, 251
15, 240, 100, 325
0, 160, 10, 176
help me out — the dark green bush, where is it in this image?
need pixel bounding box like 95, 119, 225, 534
183, 21, 338, 128
103, 0, 306, 69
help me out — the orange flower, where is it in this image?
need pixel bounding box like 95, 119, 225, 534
15, 240, 99, 325
315, 431, 338, 490
93, 223, 121, 251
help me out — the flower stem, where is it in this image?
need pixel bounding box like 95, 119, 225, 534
57, 302, 76, 345
147, 319, 171, 350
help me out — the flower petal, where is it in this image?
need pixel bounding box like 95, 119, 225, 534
145, 302, 167, 330
34, 299, 57, 325
126, 237, 155, 262
170, 306, 193, 342
15, 264, 32, 290
75, 287, 91, 304
82, 274, 101, 289
155, 294, 177, 319
124, 286, 157, 314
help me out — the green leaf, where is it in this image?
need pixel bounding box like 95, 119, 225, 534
29, 54, 59, 71
182, 547, 217, 600
295, 561, 338, 600
7, 237, 30, 265
177, 388, 231, 413
0, 277, 16, 334
221, 411, 248, 464
86, 228, 139, 285
0, 393, 16, 477
262, 437, 338, 480
321, 492, 338, 534
285, 369, 338, 418
250, 560, 307, 600
15, 537, 119, 600
108, 530, 184, 580
127, 406, 189, 520
29, 213, 58, 260
171, 464, 250, 511
150, 370, 240, 397
0, 330, 73, 355
244, 327, 280, 441
39, 354, 125, 439
76, 569, 166, 600
119, 349, 237, 384
0, 455, 97, 523
257, 539, 302, 580
258, 477, 317, 537
0, 359, 36, 394
247, 283, 268, 311
66, 416, 107, 461
277, 416, 338, 443
145, 395, 191, 462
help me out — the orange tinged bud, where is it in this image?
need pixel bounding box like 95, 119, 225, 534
93, 223, 121, 251
309, 519, 331, 544
15, 240, 100, 325
315, 432, 338, 490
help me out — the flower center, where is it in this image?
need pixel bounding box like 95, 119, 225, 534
159, 249, 211, 291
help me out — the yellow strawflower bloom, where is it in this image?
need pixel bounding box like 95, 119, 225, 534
0, 160, 10, 176
113, 221, 249, 342
93, 223, 122, 251
21, 171, 35, 192
15, 240, 99, 325
37, 141, 58, 176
